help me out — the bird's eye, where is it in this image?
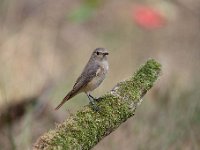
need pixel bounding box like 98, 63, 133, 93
96, 52, 100, 55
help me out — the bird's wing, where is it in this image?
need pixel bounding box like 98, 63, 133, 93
72, 62, 99, 92
55, 61, 99, 110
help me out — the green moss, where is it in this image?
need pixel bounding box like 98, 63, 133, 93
118, 59, 161, 103
34, 59, 161, 150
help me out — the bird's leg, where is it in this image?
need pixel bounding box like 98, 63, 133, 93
88, 94, 97, 101
89, 94, 102, 102
87, 93, 99, 111
87, 94, 95, 105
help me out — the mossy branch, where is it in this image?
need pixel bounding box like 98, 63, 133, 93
33, 59, 161, 150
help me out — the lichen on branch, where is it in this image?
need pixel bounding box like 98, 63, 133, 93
33, 59, 161, 150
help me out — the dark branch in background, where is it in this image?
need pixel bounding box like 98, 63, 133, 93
0, 96, 38, 128
33, 59, 162, 150
0, 81, 54, 128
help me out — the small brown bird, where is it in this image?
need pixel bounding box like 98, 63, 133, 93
55, 48, 109, 110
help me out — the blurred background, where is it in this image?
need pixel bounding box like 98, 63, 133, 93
0, 0, 200, 149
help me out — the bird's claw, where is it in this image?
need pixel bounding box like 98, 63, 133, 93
89, 94, 102, 102
94, 97, 102, 102
89, 102, 100, 112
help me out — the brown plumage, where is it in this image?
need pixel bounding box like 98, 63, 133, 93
55, 48, 109, 110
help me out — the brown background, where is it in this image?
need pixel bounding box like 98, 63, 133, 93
0, 0, 199, 149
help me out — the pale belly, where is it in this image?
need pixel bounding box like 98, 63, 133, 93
84, 73, 106, 92
83, 60, 108, 93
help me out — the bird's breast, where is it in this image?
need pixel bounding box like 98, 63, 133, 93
84, 61, 108, 92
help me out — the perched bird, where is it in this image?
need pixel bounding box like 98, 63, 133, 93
55, 48, 109, 111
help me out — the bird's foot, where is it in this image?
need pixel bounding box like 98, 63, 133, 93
89, 102, 100, 112
94, 97, 102, 102
89, 94, 102, 102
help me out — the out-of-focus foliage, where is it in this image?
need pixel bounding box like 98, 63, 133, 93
69, 0, 102, 22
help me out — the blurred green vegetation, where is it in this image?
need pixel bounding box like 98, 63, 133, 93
68, 0, 102, 22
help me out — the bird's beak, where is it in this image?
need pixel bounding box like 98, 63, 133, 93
103, 52, 109, 56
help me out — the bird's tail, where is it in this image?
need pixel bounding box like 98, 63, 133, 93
55, 91, 74, 110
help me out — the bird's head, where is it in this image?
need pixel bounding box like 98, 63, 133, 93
92, 48, 109, 61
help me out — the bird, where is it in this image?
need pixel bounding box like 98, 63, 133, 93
55, 48, 109, 111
